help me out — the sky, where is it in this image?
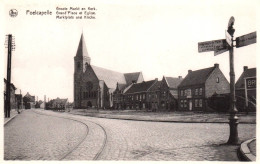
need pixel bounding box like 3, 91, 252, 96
1, 0, 258, 102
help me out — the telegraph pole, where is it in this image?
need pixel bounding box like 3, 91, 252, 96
5, 34, 15, 118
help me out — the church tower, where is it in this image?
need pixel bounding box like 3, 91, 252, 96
74, 33, 91, 108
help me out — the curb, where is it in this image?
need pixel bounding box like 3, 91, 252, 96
239, 138, 256, 161
4, 109, 23, 126
67, 111, 255, 124
4, 113, 18, 126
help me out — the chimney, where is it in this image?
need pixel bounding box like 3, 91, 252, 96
178, 76, 182, 79
244, 66, 248, 72
214, 63, 219, 68
188, 70, 192, 74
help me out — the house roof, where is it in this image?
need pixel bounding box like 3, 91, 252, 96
178, 67, 216, 87
53, 97, 68, 104
169, 90, 178, 99
149, 80, 161, 92
125, 80, 156, 94
91, 65, 126, 89
24, 92, 35, 102
165, 77, 183, 88
76, 33, 89, 57
235, 68, 256, 89
124, 72, 142, 85
4, 78, 16, 90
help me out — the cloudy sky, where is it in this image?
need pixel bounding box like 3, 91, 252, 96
1, 0, 258, 102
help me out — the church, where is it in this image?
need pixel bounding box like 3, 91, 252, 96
74, 34, 144, 109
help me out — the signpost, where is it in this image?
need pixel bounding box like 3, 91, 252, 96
198, 17, 257, 145
236, 32, 257, 48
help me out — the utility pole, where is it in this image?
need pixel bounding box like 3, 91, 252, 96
198, 16, 256, 145
5, 34, 15, 118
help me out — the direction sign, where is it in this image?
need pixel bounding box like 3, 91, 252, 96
225, 30, 232, 46
214, 47, 229, 56
198, 39, 228, 53
236, 31, 256, 48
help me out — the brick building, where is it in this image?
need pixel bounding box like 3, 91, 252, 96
123, 79, 158, 110
23, 92, 36, 109
4, 78, 17, 109
235, 66, 256, 112
159, 76, 183, 111
178, 64, 230, 111
74, 34, 143, 109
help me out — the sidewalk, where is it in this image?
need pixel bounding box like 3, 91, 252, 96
4, 109, 22, 125
68, 109, 256, 124
239, 138, 256, 161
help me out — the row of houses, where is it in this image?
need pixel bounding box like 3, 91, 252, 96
74, 33, 256, 112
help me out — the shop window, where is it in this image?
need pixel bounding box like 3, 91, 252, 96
180, 100, 183, 108
184, 100, 187, 107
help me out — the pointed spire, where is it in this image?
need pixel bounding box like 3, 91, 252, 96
76, 33, 89, 57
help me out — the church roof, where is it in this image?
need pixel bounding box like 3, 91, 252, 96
178, 66, 216, 87
235, 67, 256, 89
76, 33, 89, 57
91, 65, 126, 89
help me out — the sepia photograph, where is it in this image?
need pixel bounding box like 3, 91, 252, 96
1, 0, 257, 162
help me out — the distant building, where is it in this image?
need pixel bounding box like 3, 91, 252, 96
146, 80, 161, 111
159, 76, 183, 111
74, 33, 143, 109
178, 64, 230, 111
23, 92, 35, 109
51, 97, 68, 110
235, 66, 256, 112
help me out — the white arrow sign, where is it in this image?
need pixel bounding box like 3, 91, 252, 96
225, 30, 232, 46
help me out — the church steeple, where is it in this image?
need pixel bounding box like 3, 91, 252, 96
74, 33, 91, 73
76, 33, 89, 59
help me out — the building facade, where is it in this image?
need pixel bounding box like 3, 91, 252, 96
74, 34, 143, 109
178, 64, 230, 111
4, 78, 17, 109
159, 76, 183, 111
235, 66, 256, 112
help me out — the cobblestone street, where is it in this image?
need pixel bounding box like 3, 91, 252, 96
4, 109, 256, 161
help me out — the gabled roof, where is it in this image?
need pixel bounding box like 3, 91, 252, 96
169, 90, 178, 99
178, 67, 215, 87
53, 97, 68, 105
91, 65, 126, 89
24, 92, 35, 102
125, 80, 156, 94
165, 77, 183, 88
149, 80, 161, 92
124, 72, 142, 85
75, 33, 89, 57
235, 68, 256, 89
116, 83, 127, 91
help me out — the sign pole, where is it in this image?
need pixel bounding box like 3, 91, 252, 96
227, 17, 239, 144
244, 78, 248, 108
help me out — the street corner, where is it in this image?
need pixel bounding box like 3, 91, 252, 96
238, 138, 256, 161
